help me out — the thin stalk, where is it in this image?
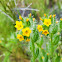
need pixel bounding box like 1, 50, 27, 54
51, 33, 54, 62
32, 41, 35, 62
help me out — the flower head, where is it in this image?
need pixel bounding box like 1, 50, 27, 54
22, 27, 31, 37
47, 53, 49, 55
44, 19, 51, 27
33, 18, 35, 22
26, 38, 30, 42
15, 21, 23, 30
42, 30, 49, 36
42, 56, 44, 59
44, 14, 46, 17
49, 15, 52, 18
53, 14, 56, 18
26, 18, 29, 22
39, 17, 43, 21
37, 25, 43, 32
19, 15, 22, 20
17, 34, 24, 41
29, 13, 31, 17
60, 18, 62, 21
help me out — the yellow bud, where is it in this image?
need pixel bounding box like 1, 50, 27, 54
19, 15, 22, 20
60, 18, 62, 21
26, 38, 30, 42
42, 56, 44, 59
44, 14, 46, 17
53, 14, 56, 18
26, 18, 29, 22
33, 18, 35, 22
49, 15, 52, 18
29, 13, 31, 17
47, 53, 49, 55
39, 17, 43, 21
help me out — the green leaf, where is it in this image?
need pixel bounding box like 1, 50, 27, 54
55, 55, 60, 62
52, 25, 58, 34
44, 54, 48, 62
53, 35, 60, 45
38, 55, 43, 62
59, 21, 62, 30
35, 48, 39, 59
3, 52, 10, 62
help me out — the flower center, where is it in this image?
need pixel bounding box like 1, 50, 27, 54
46, 22, 49, 24
19, 36, 22, 38
25, 30, 28, 34
44, 31, 47, 33
39, 27, 42, 29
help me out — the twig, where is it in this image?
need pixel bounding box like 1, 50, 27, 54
0, 9, 14, 22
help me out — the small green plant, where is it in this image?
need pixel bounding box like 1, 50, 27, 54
14, 13, 62, 62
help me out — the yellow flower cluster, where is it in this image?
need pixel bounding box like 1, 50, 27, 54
15, 19, 32, 41
37, 25, 49, 36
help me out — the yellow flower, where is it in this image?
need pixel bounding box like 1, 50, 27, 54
49, 15, 52, 18
42, 56, 44, 59
29, 13, 31, 17
60, 18, 62, 21
53, 14, 56, 18
44, 14, 46, 17
19, 15, 22, 20
22, 27, 31, 37
39, 17, 43, 21
33, 18, 35, 22
26, 38, 30, 42
44, 19, 51, 27
37, 25, 43, 32
42, 30, 49, 36
26, 18, 29, 22
15, 21, 23, 30
0, 40, 2, 43
17, 34, 24, 41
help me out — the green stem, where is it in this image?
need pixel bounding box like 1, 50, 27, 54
51, 33, 54, 62
32, 41, 35, 62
